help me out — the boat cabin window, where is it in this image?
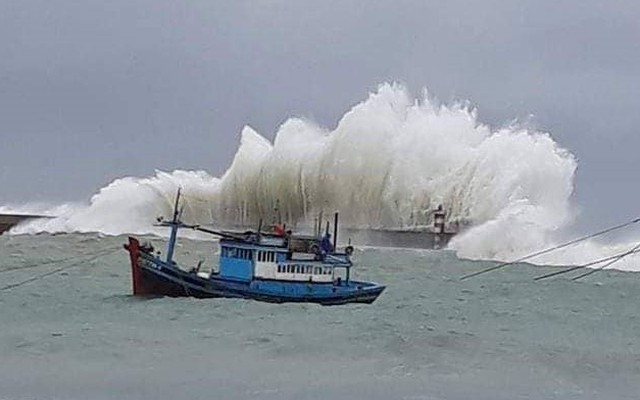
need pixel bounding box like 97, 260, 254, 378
222, 247, 236, 258
275, 264, 331, 276
258, 251, 277, 262
222, 247, 253, 260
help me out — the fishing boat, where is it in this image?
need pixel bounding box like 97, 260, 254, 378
123, 191, 385, 305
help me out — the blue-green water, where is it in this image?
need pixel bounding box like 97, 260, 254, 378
1, 233, 639, 400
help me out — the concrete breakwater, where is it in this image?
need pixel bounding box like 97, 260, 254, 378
0, 213, 51, 235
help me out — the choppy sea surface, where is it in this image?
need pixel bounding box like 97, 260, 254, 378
1, 233, 639, 400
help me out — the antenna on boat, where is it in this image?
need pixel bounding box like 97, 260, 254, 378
276, 199, 282, 225
313, 216, 318, 238
333, 212, 338, 252
257, 218, 263, 234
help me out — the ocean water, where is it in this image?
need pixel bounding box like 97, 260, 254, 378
1, 233, 639, 400
2, 82, 639, 398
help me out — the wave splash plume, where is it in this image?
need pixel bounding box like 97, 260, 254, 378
12, 83, 597, 264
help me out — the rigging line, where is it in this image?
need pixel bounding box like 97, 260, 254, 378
533, 248, 640, 281
2, 253, 87, 273
459, 217, 640, 280
0, 245, 123, 275
570, 242, 640, 281
0, 247, 121, 292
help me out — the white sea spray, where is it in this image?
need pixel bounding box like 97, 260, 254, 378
8, 83, 639, 269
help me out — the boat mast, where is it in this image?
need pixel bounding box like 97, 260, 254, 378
165, 189, 181, 264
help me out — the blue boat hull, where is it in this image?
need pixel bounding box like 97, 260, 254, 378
137, 263, 384, 305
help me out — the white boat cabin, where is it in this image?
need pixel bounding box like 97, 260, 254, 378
254, 248, 334, 282
219, 243, 336, 283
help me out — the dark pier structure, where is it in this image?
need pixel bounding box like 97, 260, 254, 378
342, 227, 457, 250
0, 213, 50, 235
341, 206, 460, 250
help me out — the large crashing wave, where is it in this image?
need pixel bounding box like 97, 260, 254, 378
11, 83, 597, 263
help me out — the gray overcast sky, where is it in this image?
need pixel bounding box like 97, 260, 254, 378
1, 1, 639, 230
